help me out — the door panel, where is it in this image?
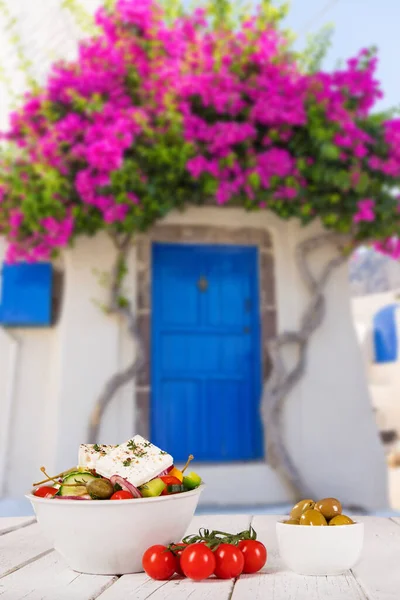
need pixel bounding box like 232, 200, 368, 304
158, 380, 200, 452
151, 243, 263, 462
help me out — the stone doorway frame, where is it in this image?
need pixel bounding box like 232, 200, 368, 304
135, 224, 277, 439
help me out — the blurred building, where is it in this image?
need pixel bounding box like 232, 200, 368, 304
0, 0, 388, 514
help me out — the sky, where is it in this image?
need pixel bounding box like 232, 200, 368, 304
284, 0, 400, 111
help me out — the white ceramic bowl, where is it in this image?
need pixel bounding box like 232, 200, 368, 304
276, 519, 364, 576
27, 485, 204, 575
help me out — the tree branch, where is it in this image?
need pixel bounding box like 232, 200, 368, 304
261, 232, 352, 499
87, 238, 145, 443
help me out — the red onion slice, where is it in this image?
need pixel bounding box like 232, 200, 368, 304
157, 465, 174, 477
110, 475, 142, 498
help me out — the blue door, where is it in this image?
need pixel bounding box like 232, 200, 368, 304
151, 243, 263, 462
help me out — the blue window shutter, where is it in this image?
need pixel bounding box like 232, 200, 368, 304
373, 304, 399, 363
0, 262, 53, 327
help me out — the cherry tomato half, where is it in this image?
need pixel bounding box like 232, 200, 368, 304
160, 475, 183, 495
237, 540, 267, 574
110, 490, 134, 500
213, 543, 244, 579
142, 545, 177, 580
33, 486, 58, 498
170, 543, 188, 576
180, 543, 216, 581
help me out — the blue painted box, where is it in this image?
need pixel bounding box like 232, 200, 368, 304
373, 304, 399, 363
0, 262, 53, 326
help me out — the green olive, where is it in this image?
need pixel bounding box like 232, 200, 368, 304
290, 499, 315, 520
299, 509, 327, 526
283, 518, 300, 525
86, 478, 114, 500
315, 498, 342, 520
329, 515, 354, 526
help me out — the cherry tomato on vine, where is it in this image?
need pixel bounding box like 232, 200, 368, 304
110, 490, 134, 500
213, 543, 244, 579
170, 543, 188, 576
180, 543, 216, 581
33, 486, 58, 498
142, 545, 177, 580
237, 540, 267, 574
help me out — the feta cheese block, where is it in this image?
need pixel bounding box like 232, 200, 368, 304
94, 435, 173, 488
78, 444, 115, 470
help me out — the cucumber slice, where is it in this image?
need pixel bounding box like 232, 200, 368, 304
58, 484, 88, 497
166, 484, 186, 494
139, 478, 166, 497
182, 472, 202, 490
63, 471, 97, 485
58, 471, 97, 497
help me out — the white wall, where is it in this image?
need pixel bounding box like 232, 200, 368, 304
147, 208, 388, 510
0, 209, 388, 510
352, 290, 400, 437
293, 228, 387, 509
0, 234, 136, 497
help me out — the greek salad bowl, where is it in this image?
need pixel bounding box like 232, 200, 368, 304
27, 436, 204, 575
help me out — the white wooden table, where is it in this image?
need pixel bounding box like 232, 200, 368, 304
1, 513, 400, 599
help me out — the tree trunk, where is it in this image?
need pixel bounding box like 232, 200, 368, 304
87, 239, 145, 443
261, 232, 352, 499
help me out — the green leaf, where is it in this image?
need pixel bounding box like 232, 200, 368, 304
355, 172, 370, 194
323, 213, 339, 226
297, 24, 334, 74
248, 171, 261, 190
320, 143, 340, 161
203, 178, 218, 196
300, 203, 312, 216
334, 171, 351, 191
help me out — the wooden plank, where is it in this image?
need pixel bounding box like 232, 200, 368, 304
231, 515, 368, 600
0, 517, 35, 536
233, 572, 367, 600
98, 514, 252, 600
351, 516, 400, 600
0, 523, 52, 579
99, 572, 234, 600
0, 551, 117, 600
3, 514, 398, 599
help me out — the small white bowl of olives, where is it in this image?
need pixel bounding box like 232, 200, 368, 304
276, 497, 364, 576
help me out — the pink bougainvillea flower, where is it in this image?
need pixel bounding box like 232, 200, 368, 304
368, 156, 381, 170
353, 145, 368, 159
353, 199, 375, 223
273, 186, 298, 200
0, 0, 399, 261
9, 210, 24, 229
104, 204, 129, 223
127, 192, 140, 204
350, 171, 361, 187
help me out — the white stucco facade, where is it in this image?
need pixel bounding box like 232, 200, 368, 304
351, 290, 400, 510
0, 208, 389, 510
0, 0, 389, 511
352, 291, 400, 438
